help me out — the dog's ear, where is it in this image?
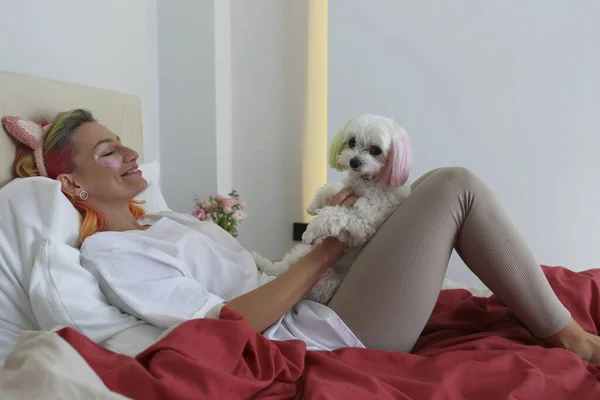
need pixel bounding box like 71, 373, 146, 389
328, 120, 351, 171
375, 128, 412, 187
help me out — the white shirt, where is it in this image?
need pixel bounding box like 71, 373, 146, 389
80, 211, 364, 351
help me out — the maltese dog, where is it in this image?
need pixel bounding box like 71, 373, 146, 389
252, 114, 412, 304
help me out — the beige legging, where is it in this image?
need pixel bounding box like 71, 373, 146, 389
328, 167, 571, 352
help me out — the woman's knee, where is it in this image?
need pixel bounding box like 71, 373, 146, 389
439, 167, 493, 202
413, 166, 478, 186
412, 167, 487, 196
436, 166, 478, 183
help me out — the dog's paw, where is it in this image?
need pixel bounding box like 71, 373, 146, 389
306, 183, 346, 215
251, 251, 267, 267
252, 252, 288, 276
302, 223, 335, 245
252, 251, 274, 273
305, 268, 342, 304
302, 208, 349, 245
301, 224, 322, 245
306, 198, 325, 216
301, 217, 330, 245
255, 245, 314, 276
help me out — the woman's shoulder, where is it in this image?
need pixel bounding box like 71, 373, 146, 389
80, 219, 164, 255
80, 229, 134, 256
145, 211, 241, 246
80, 212, 195, 255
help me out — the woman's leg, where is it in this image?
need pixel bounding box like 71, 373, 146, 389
329, 167, 597, 360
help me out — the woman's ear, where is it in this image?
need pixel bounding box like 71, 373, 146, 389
56, 173, 82, 197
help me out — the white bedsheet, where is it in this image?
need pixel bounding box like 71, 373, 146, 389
0, 331, 129, 400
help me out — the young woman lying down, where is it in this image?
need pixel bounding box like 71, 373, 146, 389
5, 109, 600, 363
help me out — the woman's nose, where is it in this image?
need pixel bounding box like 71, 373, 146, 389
122, 146, 139, 163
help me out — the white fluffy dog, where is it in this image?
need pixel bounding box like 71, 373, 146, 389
253, 114, 413, 304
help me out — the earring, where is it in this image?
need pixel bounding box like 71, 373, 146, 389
79, 190, 89, 200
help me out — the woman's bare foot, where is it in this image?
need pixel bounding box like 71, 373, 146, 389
542, 318, 600, 365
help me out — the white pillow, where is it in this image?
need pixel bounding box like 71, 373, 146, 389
0, 162, 169, 362
29, 238, 162, 353
0, 177, 79, 362
136, 161, 170, 213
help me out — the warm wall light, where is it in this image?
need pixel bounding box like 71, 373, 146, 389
302, 0, 328, 223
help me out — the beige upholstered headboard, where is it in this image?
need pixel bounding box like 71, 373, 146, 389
0, 71, 144, 188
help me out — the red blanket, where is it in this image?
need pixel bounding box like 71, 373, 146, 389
57, 266, 600, 399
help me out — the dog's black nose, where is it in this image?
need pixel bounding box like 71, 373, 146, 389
350, 157, 362, 169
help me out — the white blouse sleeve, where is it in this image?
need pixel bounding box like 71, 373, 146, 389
81, 248, 225, 330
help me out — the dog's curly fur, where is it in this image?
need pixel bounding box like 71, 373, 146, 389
253, 114, 412, 304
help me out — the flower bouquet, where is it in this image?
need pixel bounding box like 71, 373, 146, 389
193, 190, 247, 237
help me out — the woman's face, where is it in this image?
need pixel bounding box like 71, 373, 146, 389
59, 122, 147, 205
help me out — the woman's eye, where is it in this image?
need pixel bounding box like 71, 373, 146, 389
348, 138, 356, 149
369, 147, 382, 156
103, 151, 116, 157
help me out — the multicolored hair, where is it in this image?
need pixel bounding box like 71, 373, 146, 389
13, 109, 145, 243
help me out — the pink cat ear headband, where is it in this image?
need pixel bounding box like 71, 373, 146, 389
2, 116, 50, 177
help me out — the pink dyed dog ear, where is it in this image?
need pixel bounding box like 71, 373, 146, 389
2, 116, 49, 177
375, 130, 413, 187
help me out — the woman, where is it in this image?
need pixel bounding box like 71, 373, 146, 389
12, 109, 600, 363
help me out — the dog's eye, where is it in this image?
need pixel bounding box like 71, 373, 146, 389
348, 138, 356, 149
369, 147, 382, 156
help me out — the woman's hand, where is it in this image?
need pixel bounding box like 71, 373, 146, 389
328, 188, 357, 208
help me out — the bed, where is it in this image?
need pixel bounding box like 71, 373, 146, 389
1, 71, 599, 399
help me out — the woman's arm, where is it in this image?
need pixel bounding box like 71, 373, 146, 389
85, 240, 345, 334
226, 237, 345, 332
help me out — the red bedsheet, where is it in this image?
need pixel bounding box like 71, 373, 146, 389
57, 266, 600, 399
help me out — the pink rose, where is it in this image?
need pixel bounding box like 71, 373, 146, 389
192, 208, 205, 219
223, 206, 233, 214
211, 194, 224, 202
195, 198, 210, 209
238, 200, 247, 208
221, 198, 239, 208
232, 210, 246, 222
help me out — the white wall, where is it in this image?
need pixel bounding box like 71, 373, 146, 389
158, 0, 218, 212
231, 0, 308, 258
329, 1, 600, 287
156, 0, 308, 258
0, 0, 160, 162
